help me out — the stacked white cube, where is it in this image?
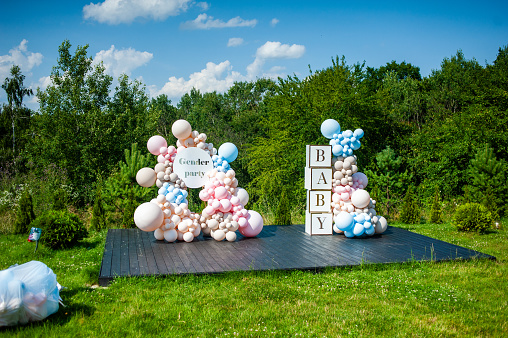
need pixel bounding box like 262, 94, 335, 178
305, 145, 333, 235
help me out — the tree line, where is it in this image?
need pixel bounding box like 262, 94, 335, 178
1, 40, 507, 227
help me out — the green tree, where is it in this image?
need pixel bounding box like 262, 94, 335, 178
33, 40, 113, 203
90, 181, 107, 231
1, 65, 33, 162
465, 145, 507, 218
104, 143, 155, 226
429, 187, 443, 224
274, 187, 292, 225
13, 190, 36, 234
400, 186, 421, 224
364, 146, 410, 217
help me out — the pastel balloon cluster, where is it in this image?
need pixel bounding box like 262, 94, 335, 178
321, 119, 388, 237
333, 211, 387, 237
198, 169, 262, 241
321, 118, 364, 157
133, 119, 263, 243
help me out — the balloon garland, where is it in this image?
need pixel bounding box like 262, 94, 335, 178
320, 119, 388, 237
133, 119, 263, 242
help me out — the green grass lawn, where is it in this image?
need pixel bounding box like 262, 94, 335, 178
1, 221, 507, 337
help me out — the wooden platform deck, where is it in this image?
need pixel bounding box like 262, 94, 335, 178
98, 225, 495, 286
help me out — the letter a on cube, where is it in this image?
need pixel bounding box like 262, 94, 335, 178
305, 167, 332, 190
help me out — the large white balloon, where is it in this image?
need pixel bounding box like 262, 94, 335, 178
134, 202, 164, 232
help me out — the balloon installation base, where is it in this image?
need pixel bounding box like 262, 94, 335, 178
98, 225, 496, 286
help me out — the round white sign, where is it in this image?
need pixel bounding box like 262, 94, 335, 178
173, 147, 214, 188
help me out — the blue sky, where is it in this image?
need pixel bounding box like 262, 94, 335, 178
1, 0, 507, 110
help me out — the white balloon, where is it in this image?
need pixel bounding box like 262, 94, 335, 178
375, 216, 388, 234
213, 229, 226, 241
236, 188, 249, 206
183, 232, 195, 242
136, 167, 157, 187
154, 228, 165, 240
226, 231, 237, 242
164, 229, 178, 242
134, 202, 164, 232
351, 189, 371, 209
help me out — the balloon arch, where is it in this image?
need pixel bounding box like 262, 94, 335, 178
133, 119, 263, 243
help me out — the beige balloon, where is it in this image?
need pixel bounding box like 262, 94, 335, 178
136, 167, 157, 187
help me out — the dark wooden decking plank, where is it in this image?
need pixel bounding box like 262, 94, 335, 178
100, 229, 114, 277
110, 229, 122, 277
163, 241, 188, 274
134, 229, 150, 276
141, 230, 159, 275
99, 225, 495, 285
151, 239, 171, 275
128, 229, 140, 276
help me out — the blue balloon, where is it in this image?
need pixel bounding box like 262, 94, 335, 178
321, 119, 341, 139
354, 128, 364, 139
332, 145, 343, 157
218, 142, 238, 163
335, 212, 354, 231
344, 230, 355, 238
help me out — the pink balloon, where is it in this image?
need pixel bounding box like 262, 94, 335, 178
215, 186, 228, 199
332, 193, 340, 203
238, 210, 264, 237
212, 199, 221, 210
204, 205, 215, 216
230, 196, 240, 205
238, 217, 248, 227
147, 135, 167, 155
157, 155, 165, 163
167, 145, 176, 154
199, 190, 209, 201
219, 199, 232, 212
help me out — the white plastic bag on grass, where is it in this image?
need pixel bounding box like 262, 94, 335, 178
0, 261, 61, 327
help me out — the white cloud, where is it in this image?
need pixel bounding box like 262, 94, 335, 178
0, 39, 43, 83
197, 2, 209, 11
256, 41, 306, 59
93, 45, 153, 78
155, 60, 245, 99
227, 38, 244, 47
83, 0, 192, 24
180, 13, 257, 29
247, 41, 305, 78
270, 18, 279, 27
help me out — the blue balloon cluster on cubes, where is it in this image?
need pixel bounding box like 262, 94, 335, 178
158, 183, 188, 205
334, 211, 375, 238
320, 118, 364, 157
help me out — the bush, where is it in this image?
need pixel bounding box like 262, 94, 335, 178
274, 188, 291, 225
13, 190, 36, 234
90, 183, 106, 232
429, 187, 443, 224
30, 210, 87, 249
452, 203, 494, 233
400, 186, 421, 224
